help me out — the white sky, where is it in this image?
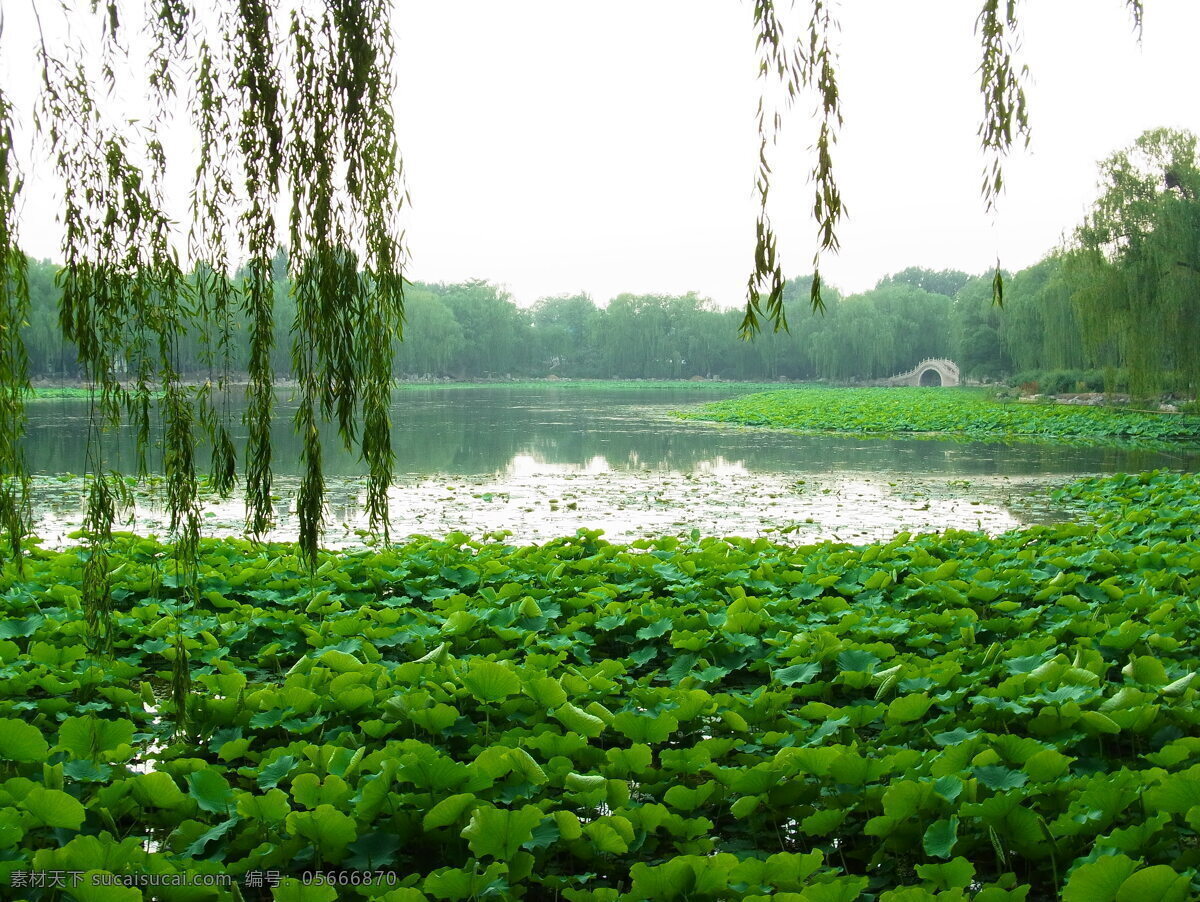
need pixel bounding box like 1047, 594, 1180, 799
6, 1, 1200, 308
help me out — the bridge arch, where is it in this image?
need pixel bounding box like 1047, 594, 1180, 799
882, 358, 961, 387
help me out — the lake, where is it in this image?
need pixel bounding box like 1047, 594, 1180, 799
21, 384, 1199, 546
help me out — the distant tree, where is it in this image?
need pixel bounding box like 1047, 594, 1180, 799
431, 281, 533, 378
953, 274, 1012, 379
394, 288, 466, 377
531, 295, 600, 376
876, 267, 972, 299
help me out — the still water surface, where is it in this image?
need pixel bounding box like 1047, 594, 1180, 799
22, 386, 1199, 545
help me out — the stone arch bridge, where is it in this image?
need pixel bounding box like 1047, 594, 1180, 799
882, 358, 960, 387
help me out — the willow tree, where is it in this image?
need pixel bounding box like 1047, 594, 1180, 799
1069, 128, 1200, 394
0, 0, 1146, 594
1, 0, 406, 664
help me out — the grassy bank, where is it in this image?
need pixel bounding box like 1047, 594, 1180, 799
679, 386, 1200, 447
1, 472, 1198, 899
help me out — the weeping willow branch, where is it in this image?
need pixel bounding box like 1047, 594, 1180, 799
742, 0, 843, 338
7, 0, 409, 580
0, 89, 32, 568
977, 1, 1030, 213
744, 1, 1142, 324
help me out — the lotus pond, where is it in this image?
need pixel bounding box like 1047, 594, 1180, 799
3, 386, 1200, 900
0, 472, 1199, 900
17, 385, 1200, 547
679, 387, 1200, 447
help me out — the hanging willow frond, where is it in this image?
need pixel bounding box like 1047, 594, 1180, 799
1127, 0, 1144, 40
977, 0, 1031, 214
8, 0, 409, 583
742, 0, 843, 338
0, 89, 32, 568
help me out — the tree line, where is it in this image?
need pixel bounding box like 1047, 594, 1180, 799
15, 256, 984, 384
18, 128, 1200, 394
1, 250, 1175, 390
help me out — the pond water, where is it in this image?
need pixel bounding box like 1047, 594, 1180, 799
21, 385, 1200, 546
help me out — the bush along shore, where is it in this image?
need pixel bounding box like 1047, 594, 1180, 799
0, 471, 1198, 900
679, 387, 1200, 448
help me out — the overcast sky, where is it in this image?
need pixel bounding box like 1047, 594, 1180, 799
7, 1, 1200, 309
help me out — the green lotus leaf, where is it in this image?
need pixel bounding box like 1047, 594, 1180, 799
973, 765, 1028, 791
316, 648, 362, 673
612, 710, 678, 743
916, 856, 975, 890
423, 792, 477, 830
187, 767, 235, 815
1062, 854, 1139, 902
460, 804, 544, 859
423, 862, 508, 900
183, 815, 241, 858
554, 703, 605, 738
269, 878, 338, 902
1023, 748, 1072, 782
461, 661, 521, 703
58, 715, 135, 760
285, 804, 357, 860
0, 718, 49, 762
235, 788, 291, 823
836, 649, 881, 673
663, 782, 715, 812
1144, 771, 1200, 814
923, 816, 959, 859
257, 754, 299, 790
507, 747, 548, 785
585, 819, 631, 854
131, 771, 189, 810
523, 675, 567, 708
774, 662, 821, 685
885, 692, 932, 724
933, 775, 964, 803
290, 773, 352, 809
1114, 865, 1192, 902
553, 810, 583, 840
22, 786, 87, 830
409, 702, 460, 733
800, 808, 846, 836
62, 874, 142, 902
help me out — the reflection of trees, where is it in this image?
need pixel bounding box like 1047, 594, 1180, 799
21, 389, 1197, 480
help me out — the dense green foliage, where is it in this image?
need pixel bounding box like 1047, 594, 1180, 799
1067, 129, 1200, 395
5, 260, 1049, 385
21, 205, 1198, 394
681, 388, 1200, 447
0, 470, 1197, 899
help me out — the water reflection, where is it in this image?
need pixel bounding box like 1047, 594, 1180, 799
19, 386, 1200, 546
23, 387, 1200, 478
504, 452, 613, 476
